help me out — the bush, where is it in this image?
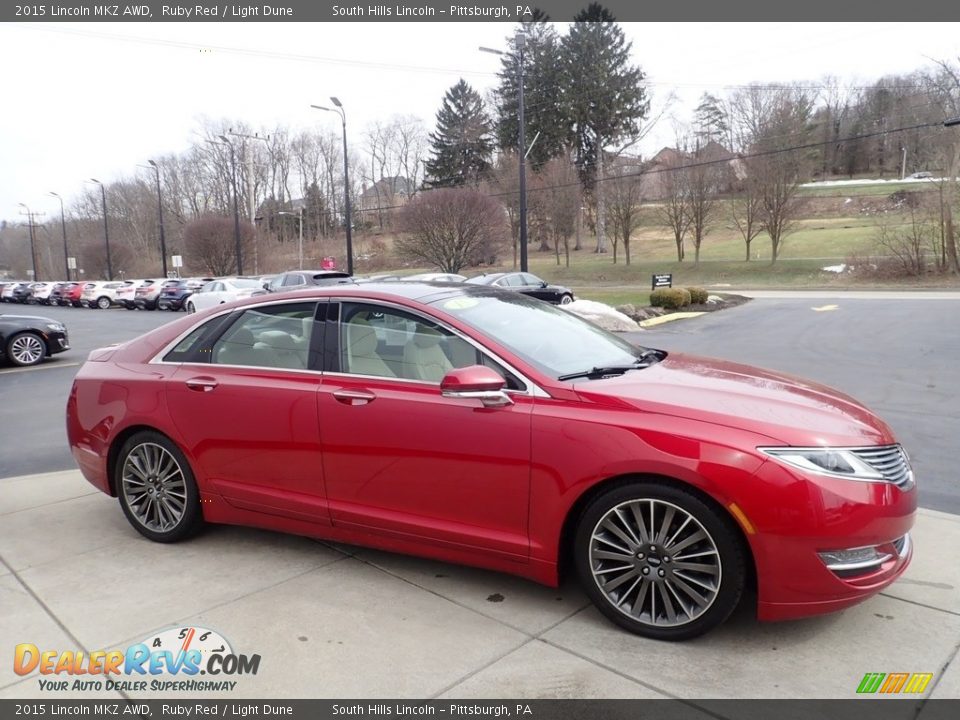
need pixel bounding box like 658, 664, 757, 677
650, 288, 691, 309
686, 286, 709, 304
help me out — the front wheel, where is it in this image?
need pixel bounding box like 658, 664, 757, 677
6, 332, 46, 366
186, 301, 195, 314
560, 294, 574, 305
97, 296, 112, 309
116, 431, 204, 543
575, 481, 746, 641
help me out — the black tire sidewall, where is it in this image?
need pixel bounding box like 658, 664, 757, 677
116, 431, 203, 543
574, 481, 746, 641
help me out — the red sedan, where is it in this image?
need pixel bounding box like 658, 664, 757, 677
66, 283, 915, 640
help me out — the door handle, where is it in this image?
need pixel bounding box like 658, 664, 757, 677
333, 389, 376, 406
185, 377, 218, 392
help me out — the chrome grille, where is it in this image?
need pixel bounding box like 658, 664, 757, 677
851, 445, 913, 488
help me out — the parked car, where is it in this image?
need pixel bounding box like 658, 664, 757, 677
133, 279, 165, 310
185, 277, 216, 292
61, 282, 85, 307
29, 282, 58, 305
404, 273, 467, 282
908, 171, 933, 179
81, 281, 127, 309
157, 279, 194, 311
48, 282, 72, 306
186, 278, 267, 313
466, 272, 575, 305
67, 283, 915, 641
1, 311, 69, 366
114, 280, 141, 310
2, 282, 29, 303
266, 270, 352, 291
11, 282, 35, 303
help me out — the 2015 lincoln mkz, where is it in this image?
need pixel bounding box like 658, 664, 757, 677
66, 283, 915, 640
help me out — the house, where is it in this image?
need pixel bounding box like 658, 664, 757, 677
636, 142, 745, 199
359, 176, 415, 215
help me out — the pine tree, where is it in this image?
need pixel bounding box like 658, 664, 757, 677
495, 16, 568, 169
424, 79, 494, 188
694, 93, 730, 148
561, 3, 649, 252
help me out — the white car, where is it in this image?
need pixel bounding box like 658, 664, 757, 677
404, 272, 467, 282
186, 278, 266, 313
28, 282, 58, 304
81, 281, 128, 309
114, 280, 141, 310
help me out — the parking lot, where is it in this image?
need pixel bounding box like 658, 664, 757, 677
1, 293, 959, 702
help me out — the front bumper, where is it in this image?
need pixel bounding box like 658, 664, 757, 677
737, 459, 916, 621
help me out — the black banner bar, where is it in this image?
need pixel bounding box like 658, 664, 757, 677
2, 0, 956, 23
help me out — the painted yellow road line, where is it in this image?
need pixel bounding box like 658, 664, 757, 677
0, 362, 81, 375
812, 304, 839, 312
639, 312, 706, 328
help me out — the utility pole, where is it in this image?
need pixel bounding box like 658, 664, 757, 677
88, 179, 113, 280
208, 137, 244, 275
48, 192, 71, 280
228, 129, 269, 274
942, 117, 960, 274
17, 204, 43, 281
278, 208, 304, 269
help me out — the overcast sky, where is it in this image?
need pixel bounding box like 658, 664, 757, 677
2, 21, 958, 225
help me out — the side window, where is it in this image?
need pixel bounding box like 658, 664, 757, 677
520, 273, 541, 286
211, 303, 317, 370
282, 274, 304, 287
340, 303, 479, 383
504, 275, 525, 287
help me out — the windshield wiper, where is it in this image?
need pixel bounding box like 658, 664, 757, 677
558, 350, 663, 382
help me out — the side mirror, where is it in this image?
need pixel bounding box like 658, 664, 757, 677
540, 281, 548, 288
440, 365, 512, 408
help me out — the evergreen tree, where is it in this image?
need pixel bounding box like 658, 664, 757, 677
694, 93, 731, 148
560, 3, 649, 251
495, 15, 568, 169
424, 79, 494, 188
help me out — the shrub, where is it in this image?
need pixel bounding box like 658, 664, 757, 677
650, 288, 691, 309
686, 286, 709, 304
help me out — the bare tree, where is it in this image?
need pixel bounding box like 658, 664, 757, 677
686, 149, 722, 266
658, 161, 691, 262
536, 158, 582, 267
730, 171, 764, 262
753, 152, 803, 265
605, 159, 645, 265
925, 57, 960, 273
396, 189, 507, 274
874, 204, 935, 276
184, 215, 254, 276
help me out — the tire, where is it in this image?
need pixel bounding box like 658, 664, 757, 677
115, 431, 204, 543
97, 296, 111, 310
186, 302, 195, 314
6, 332, 46, 367
560, 294, 574, 305
574, 481, 745, 641
125, 303, 135, 310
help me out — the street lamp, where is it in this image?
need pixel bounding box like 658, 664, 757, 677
207, 137, 244, 275
278, 208, 304, 270
311, 99, 354, 276
481, 31, 528, 272
47, 192, 70, 280
138, 160, 169, 278
17, 203, 40, 282
87, 179, 113, 280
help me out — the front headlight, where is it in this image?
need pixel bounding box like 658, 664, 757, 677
758, 447, 884, 482
45, 323, 65, 332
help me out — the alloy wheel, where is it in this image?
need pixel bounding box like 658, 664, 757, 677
589, 498, 722, 628
120, 442, 189, 533
8, 333, 45, 366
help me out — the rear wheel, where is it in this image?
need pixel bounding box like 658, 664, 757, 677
575, 481, 745, 641
6, 332, 46, 367
97, 296, 111, 309
116, 431, 204, 543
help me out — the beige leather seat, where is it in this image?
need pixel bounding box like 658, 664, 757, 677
345, 318, 395, 377
402, 326, 453, 382
216, 328, 265, 367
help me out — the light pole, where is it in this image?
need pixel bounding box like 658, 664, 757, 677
47, 192, 70, 280
208, 137, 244, 275
278, 208, 304, 269
942, 117, 960, 273
311, 99, 354, 275
481, 32, 528, 272
87, 179, 113, 280
17, 203, 40, 281
140, 160, 169, 278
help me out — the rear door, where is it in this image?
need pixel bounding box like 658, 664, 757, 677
164, 301, 330, 524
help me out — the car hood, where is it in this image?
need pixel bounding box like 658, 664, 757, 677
0, 314, 59, 325
571, 352, 895, 447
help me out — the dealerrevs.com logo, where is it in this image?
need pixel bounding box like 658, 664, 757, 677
13, 626, 260, 692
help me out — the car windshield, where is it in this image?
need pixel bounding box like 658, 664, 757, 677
432, 292, 652, 379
